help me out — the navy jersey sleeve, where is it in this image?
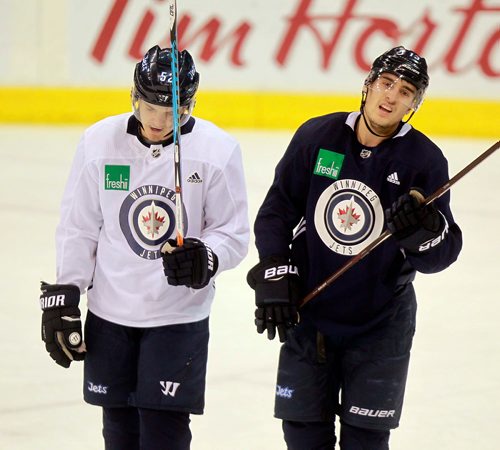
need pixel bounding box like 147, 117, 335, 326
403, 143, 463, 273
254, 126, 311, 259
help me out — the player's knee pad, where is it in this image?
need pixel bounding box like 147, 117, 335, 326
339, 421, 390, 450
282, 420, 336, 449
102, 407, 140, 450
139, 408, 192, 450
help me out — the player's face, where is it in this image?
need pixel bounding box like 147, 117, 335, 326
363, 73, 417, 133
137, 100, 187, 143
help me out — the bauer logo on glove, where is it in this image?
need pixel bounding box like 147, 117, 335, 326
264, 264, 299, 280
247, 257, 301, 342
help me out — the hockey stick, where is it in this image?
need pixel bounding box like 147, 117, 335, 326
300, 139, 500, 308
169, 0, 184, 246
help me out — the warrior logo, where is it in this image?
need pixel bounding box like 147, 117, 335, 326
160, 381, 181, 397
119, 184, 187, 260
314, 179, 384, 255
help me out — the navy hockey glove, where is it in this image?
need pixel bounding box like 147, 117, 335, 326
385, 188, 444, 253
247, 256, 300, 343
162, 238, 219, 289
40, 282, 85, 368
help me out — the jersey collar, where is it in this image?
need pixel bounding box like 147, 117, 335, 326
345, 111, 412, 138
126, 115, 196, 147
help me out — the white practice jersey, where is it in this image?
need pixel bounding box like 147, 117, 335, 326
56, 113, 249, 327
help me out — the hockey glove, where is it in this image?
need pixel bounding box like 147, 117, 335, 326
247, 256, 300, 343
162, 238, 219, 289
40, 282, 85, 368
385, 188, 444, 253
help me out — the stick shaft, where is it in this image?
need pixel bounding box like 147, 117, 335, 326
169, 0, 184, 246
300, 140, 500, 307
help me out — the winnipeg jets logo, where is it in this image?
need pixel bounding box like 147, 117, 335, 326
141, 201, 166, 238
337, 198, 361, 231
119, 185, 187, 260
314, 179, 384, 255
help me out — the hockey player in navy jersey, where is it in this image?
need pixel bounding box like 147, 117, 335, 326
39, 45, 249, 449
247, 46, 462, 449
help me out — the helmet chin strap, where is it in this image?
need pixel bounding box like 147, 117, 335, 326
359, 90, 415, 140
360, 106, 394, 138
359, 92, 395, 138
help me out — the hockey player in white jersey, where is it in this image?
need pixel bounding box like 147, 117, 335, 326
39, 45, 249, 449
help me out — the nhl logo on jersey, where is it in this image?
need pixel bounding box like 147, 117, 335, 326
360, 149, 372, 159
314, 179, 384, 255
151, 145, 163, 158
119, 184, 187, 259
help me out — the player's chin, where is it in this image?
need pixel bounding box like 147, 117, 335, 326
374, 111, 400, 128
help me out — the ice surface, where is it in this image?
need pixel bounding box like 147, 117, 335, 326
0, 124, 498, 449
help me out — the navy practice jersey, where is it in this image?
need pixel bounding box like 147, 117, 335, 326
254, 112, 462, 336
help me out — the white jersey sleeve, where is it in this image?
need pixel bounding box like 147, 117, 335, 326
185, 124, 249, 273
56, 132, 101, 292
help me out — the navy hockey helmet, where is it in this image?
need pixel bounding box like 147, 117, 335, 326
133, 45, 199, 107
364, 46, 429, 110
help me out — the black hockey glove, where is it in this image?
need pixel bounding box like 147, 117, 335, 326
247, 256, 301, 343
40, 282, 85, 368
385, 188, 444, 253
161, 238, 219, 289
